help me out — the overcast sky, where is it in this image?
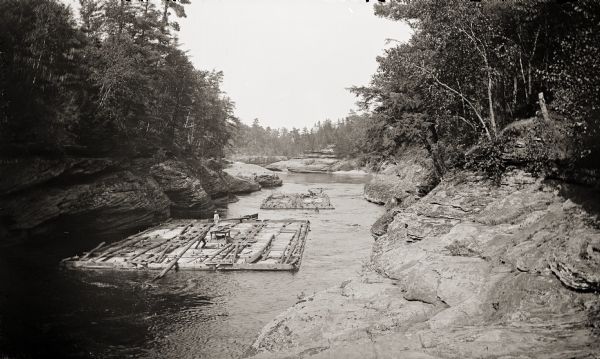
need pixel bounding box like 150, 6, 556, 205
63, 0, 412, 128
177, 0, 411, 128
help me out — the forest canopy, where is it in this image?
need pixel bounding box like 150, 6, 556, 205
352, 0, 600, 172
0, 0, 237, 158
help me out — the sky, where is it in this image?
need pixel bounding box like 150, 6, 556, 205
63, 0, 412, 129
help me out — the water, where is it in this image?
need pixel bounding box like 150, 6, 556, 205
0, 172, 383, 358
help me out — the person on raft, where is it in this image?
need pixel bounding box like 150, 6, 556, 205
213, 210, 220, 225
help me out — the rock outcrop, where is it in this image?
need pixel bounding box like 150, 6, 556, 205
0, 157, 262, 243
223, 162, 283, 188
266, 158, 362, 173
250, 170, 600, 359
363, 148, 438, 206
193, 161, 260, 198
0, 168, 170, 240
229, 155, 288, 166
150, 160, 215, 217
0, 157, 115, 196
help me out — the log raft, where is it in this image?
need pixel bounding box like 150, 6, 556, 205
62, 219, 310, 272
260, 188, 334, 210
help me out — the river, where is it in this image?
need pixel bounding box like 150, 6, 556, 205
0, 172, 384, 358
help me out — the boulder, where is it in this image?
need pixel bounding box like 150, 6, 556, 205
223, 162, 283, 188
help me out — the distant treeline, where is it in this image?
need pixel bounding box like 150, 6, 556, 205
230, 115, 375, 158
0, 0, 236, 158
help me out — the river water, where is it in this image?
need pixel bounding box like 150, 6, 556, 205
0, 172, 383, 358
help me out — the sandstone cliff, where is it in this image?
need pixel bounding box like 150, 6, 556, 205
0, 157, 261, 243
250, 169, 600, 359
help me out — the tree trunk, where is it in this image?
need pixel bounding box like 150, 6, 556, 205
538, 92, 550, 121
486, 70, 497, 138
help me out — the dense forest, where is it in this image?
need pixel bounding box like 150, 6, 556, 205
234, 0, 599, 176
0, 0, 236, 159
354, 0, 600, 174
230, 115, 371, 158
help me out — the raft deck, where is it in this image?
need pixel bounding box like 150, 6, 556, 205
62, 219, 310, 272
260, 189, 334, 210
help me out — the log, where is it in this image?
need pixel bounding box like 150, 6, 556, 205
152, 224, 214, 281
128, 237, 170, 261
290, 223, 309, 265
280, 232, 299, 264
227, 223, 266, 263
130, 222, 197, 262
81, 241, 106, 260
203, 244, 232, 263
93, 236, 148, 262
245, 234, 274, 263
155, 243, 174, 263
92, 222, 191, 262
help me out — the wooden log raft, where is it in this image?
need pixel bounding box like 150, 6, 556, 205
62, 219, 310, 272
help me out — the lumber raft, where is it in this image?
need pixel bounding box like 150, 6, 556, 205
61, 219, 310, 272
260, 188, 334, 210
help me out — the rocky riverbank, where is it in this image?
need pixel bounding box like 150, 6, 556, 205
229, 155, 288, 166
0, 157, 262, 244
249, 167, 600, 358
363, 148, 439, 207
266, 157, 363, 173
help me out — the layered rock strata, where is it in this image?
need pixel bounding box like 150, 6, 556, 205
250, 170, 600, 359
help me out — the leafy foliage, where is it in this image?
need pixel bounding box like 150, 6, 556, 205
0, 0, 236, 159
230, 114, 372, 159
350, 0, 600, 174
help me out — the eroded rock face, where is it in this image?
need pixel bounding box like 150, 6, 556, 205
223, 162, 283, 188
0, 157, 115, 196
363, 148, 438, 207
0, 170, 170, 239
150, 160, 215, 217
192, 161, 260, 198
250, 170, 600, 359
